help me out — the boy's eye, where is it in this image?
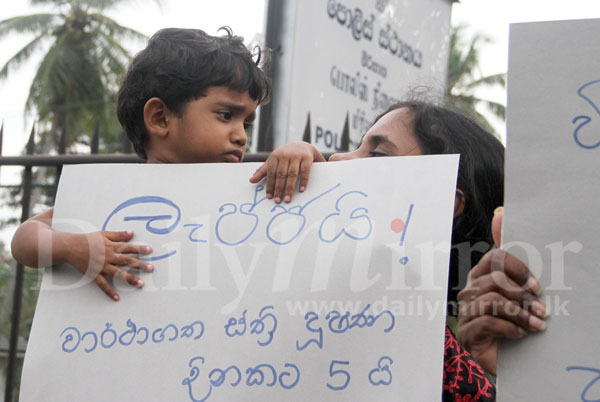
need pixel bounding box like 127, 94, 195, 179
368, 150, 387, 157
217, 111, 232, 121
244, 121, 254, 131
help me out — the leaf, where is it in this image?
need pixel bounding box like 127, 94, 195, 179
0, 13, 60, 39
446, 24, 506, 127
4, 0, 149, 150
0, 34, 48, 79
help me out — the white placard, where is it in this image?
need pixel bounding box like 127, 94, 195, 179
21, 156, 457, 401
499, 19, 600, 401
271, 0, 452, 151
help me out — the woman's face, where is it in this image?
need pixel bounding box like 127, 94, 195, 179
332, 106, 465, 218
329, 107, 423, 161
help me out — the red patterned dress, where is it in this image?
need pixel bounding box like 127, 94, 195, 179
442, 326, 496, 401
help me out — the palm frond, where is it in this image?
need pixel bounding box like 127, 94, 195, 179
8, 0, 152, 151
30, 0, 69, 5
464, 73, 506, 91
89, 12, 147, 42
0, 34, 48, 79
25, 30, 71, 116
76, 0, 163, 11
0, 14, 61, 39
449, 93, 479, 110
478, 99, 506, 120
446, 24, 506, 126
93, 32, 133, 87
447, 25, 494, 86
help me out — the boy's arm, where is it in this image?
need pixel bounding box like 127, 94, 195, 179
249, 141, 325, 203
11, 208, 154, 301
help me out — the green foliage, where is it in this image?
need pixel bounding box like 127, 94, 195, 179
0, 241, 43, 402
446, 24, 506, 133
0, 0, 151, 151
0, 267, 43, 344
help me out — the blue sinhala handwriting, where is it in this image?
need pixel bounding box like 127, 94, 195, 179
181, 356, 300, 401
224, 305, 278, 347
181, 355, 393, 400
266, 183, 341, 245
59, 318, 204, 353
296, 312, 323, 351
318, 190, 373, 243
368, 356, 393, 386
97, 188, 400, 397
102, 195, 181, 261
215, 185, 267, 246
101, 183, 376, 259
399, 203, 413, 246
296, 304, 395, 352
572, 80, 600, 150
184, 224, 207, 243
566, 365, 600, 402
60, 301, 397, 397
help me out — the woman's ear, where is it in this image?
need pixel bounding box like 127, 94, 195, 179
143, 97, 169, 138
454, 189, 466, 218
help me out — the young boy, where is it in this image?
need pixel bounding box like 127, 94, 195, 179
11, 27, 271, 301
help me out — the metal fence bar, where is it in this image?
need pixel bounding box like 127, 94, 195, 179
53, 127, 67, 200
0, 154, 143, 166
256, 0, 287, 152
0, 152, 277, 167
5, 126, 35, 402
91, 120, 100, 155
0, 151, 335, 167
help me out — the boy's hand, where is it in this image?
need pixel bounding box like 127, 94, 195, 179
12, 209, 154, 301
249, 141, 325, 203
62, 230, 153, 301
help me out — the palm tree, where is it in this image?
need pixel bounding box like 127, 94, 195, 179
446, 24, 506, 133
0, 0, 152, 151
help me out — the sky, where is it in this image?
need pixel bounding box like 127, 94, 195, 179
451, 0, 600, 135
0, 0, 599, 242
0, 0, 267, 161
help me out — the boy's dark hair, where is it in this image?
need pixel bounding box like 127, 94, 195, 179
117, 27, 271, 159
375, 100, 505, 305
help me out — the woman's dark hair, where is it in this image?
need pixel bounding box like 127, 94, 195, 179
375, 100, 505, 307
117, 26, 271, 159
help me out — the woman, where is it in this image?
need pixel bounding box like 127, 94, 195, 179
253, 100, 504, 308
251, 99, 538, 400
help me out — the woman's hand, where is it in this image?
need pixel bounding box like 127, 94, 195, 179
456, 207, 547, 375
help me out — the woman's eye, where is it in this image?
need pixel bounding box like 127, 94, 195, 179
368, 150, 387, 157
217, 111, 232, 121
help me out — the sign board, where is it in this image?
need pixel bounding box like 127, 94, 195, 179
21, 157, 458, 401
499, 18, 600, 401
265, 0, 452, 152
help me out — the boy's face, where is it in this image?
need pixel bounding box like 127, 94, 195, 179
147, 86, 258, 163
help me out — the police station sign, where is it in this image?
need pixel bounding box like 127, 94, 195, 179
269, 0, 452, 151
